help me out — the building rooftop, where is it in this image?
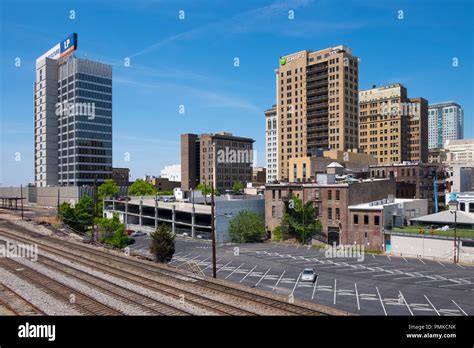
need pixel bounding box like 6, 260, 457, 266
411, 210, 474, 225
349, 198, 422, 210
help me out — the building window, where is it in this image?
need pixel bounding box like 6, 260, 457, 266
364, 215, 369, 225
328, 207, 332, 220
272, 206, 276, 217
374, 215, 380, 225
335, 190, 340, 200
335, 208, 340, 220
460, 202, 465, 212
353, 214, 359, 224
272, 190, 275, 200
328, 190, 332, 200
470, 203, 474, 213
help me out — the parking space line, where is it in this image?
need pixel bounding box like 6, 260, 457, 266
457, 263, 466, 269
197, 256, 210, 266
290, 273, 302, 296
333, 279, 337, 305
372, 254, 375, 259
216, 260, 233, 273
239, 265, 257, 283
418, 258, 426, 265
169, 252, 192, 264
254, 267, 271, 287
424, 295, 440, 316
451, 300, 468, 316
176, 254, 201, 268
437, 261, 446, 267
311, 277, 318, 300
387, 255, 391, 261
354, 283, 360, 310
224, 263, 244, 279
402, 257, 408, 263
376, 287, 387, 316
399, 291, 413, 316
202, 258, 222, 271
272, 270, 286, 291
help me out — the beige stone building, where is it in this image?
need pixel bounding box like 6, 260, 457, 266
359, 83, 428, 165
276, 45, 359, 182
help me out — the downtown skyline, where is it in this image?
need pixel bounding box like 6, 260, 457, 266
1, 0, 473, 186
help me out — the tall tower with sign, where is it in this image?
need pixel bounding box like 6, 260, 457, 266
275, 46, 359, 181
34, 34, 113, 187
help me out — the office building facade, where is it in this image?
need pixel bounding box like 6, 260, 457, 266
275, 45, 359, 181
264, 105, 278, 183
428, 102, 464, 149
35, 34, 112, 187
359, 84, 428, 164
181, 132, 254, 192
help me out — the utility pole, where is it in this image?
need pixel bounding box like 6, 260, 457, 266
454, 208, 458, 263
211, 182, 217, 278
93, 175, 98, 244
20, 184, 24, 220
57, 187, 60, 220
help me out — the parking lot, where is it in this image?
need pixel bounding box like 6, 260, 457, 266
129, 236, 474, 316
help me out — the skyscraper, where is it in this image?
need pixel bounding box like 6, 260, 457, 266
275, 45, 359, 181
35, 34, 113, 187
264, 105, 278, 183
428, 102, 464, 149
359, 84, 428, 164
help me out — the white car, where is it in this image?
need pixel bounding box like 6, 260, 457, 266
301, 268, 317, 282
131, 231, 146, 237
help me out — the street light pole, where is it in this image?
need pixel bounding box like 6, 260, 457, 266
211, 182, 217, 278
454, 209, 458, 263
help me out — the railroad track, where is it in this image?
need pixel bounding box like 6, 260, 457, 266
0, 257, 122, 316
0, 283, 45, 315
0, 230, 256, 316
0, 221, 348, 315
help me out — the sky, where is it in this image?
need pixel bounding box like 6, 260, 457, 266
0, 0, 473, 186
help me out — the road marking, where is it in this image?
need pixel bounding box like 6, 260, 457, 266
333, 279, 337, 305
457, 263, 466, 269
399, 291, 413, 316
354, 283, 360, 310
272, 270, 286, 291
169, 252, 192, 263
354, 268, 387, 275
307, 245, 311, 250
451, 300, 468, 316
254, 267, 271, 287
216, 260, 233, 273
424, 295, 440, 316
437, 261, 446, 267
197, 256, 211, 266
402, 257, 408, 263
418, 258, 426, 265
387, 255, 391, 261
239, 265, 257, 283
224, 263, 244, 279
176, 254, 201, 268
311, 277, 319, 300
290, 273, 302, 296
376, 286, 387, 316
372, 254, 375, 259
202, 258, 222, 271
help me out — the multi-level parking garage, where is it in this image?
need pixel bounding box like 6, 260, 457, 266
104, 195, 264, 244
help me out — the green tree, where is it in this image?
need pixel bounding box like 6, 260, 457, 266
97, 179, 119, 216
95, 213, 124, 240
74, 195, 95, 232
150, 223, 176, 263
232, 181, 244, 194
229, 210, 266, 243
197, 183, 213, 205
281, 195, 319, 243
128, 179, 156, 196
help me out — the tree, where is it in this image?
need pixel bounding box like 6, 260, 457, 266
128, 179, 156, 196
229, 210, 266, 243
97, 179, 119, 216
197, 183, 212, 205
95, 213, 124, 240
74, 195, 95, 232
232, 181, 244, 194
280, 195, 319, 243
150, 223, 175, 263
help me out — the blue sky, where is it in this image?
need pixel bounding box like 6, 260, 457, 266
1, 0, 473, 186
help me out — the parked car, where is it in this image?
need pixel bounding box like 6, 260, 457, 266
117, 196, 131, 202
127, 238, 136, 245
163, 196, 175, 202
301, 268, 317, 282
131, 231, 146, 237
125, 229, 134, 236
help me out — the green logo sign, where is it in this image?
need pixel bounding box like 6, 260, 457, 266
280, 57, 286, 65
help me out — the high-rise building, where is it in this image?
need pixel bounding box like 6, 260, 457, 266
359, 84, 428, 164
181, 132, 254, 192
264, 105, 278, 183
428, 102, 464, 149
35, 33, 112, 187
275, 45, 359, 181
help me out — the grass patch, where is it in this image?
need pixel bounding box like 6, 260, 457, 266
392, 226, 474, 238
